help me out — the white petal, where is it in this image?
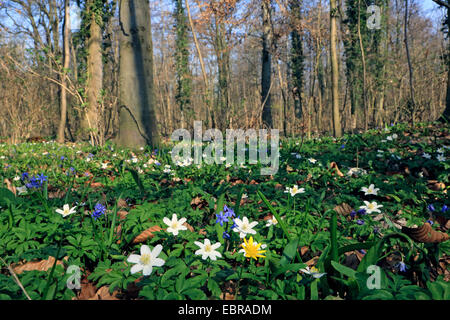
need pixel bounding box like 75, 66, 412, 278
151, 244, 163, 258
130, 264, 143, 274
142, 265, 153, 276
140, 245, 151, 256
178, 217, 187, 225
163, 217, 171, 226
211, 242, 221, 249
127, 254, 141, 264
152, 258, 165, 267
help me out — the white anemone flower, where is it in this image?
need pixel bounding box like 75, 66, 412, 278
16, 186, 27, 195
56, 204, 77, 217
361, 184, 379, 196
127, 244, 165, 276
233, 216, 258, 238
284, 185, 305, 197
300, 266, 326, 279
163, 214, 187, 236
308, 158, 317, 164
265, 216, 278, 227
194, 239, 222, 261
359, 201, 383, 214
422, 153, 431, 159
437, 154, 446, 162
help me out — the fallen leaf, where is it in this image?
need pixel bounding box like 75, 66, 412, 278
13, 256, 68, 274
402, 223, 449, 243
132, 225, 162, 244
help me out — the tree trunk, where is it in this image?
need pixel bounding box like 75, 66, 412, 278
57, 0, 70, 143
84, 1, 104, 144
330, 0, 342, 137
261, 0, 273, 128
117, 0, 159, 148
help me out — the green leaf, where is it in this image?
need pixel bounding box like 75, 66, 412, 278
279, 238, 299, 267
183, 288, 207, 300
331, 261, 357, 279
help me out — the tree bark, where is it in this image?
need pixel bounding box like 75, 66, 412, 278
330, 0, 342, 137
57, 0, 70, 143
117, 0, 159, 148
84, 1, 104, 144
261, 0, 273, 128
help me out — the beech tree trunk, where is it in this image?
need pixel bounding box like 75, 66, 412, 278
330, 0, 342, 137
117, 0, 159, 148
57, 0, 70, 143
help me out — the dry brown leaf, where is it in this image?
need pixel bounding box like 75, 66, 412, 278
329, 162, 344, 177
190, 196, 208, 210
88, 286, 119, 300
132, 225, 162, 244
427, 180, 446, 191
402, 223, 450, 243
13, 256, 68, 274
220, 292, 235, 300
4, 178, 16, 196
183, 222, 194, 232
116, 210, 129, 220
334, 203, 353, 216
117, 198, 128, 208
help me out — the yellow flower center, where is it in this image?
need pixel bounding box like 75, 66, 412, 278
204, 244, 212, 252
140, 254, 151, 265
368, 203, 374, 210
171, 222, 179, 229
311, 266, 319, 273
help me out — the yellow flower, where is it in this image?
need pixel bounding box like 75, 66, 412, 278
240, 236, 266, 260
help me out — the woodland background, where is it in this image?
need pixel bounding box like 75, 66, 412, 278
0, 0, 449, 147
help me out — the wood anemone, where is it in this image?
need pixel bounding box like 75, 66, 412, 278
402, 223, 450, 243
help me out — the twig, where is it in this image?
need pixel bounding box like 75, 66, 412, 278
0, 257, 32, 300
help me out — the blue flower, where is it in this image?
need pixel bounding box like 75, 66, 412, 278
215, 212, 229, 227
222, 231, 231, 240
397, 261, 407, 272
223, 205, 235, 218
356, 219, 365, 225
36, 173, 47, 184
92, 203, 106, 220
427, 204, 435, 212
21, 172, 29, 181
350, 210, 357, 219
427, 220, 434, 225
357, 208, 367, 216
340, 144, 346, 149
442, 205, 448, 213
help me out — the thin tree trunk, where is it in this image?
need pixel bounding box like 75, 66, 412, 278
330, 0, 342, 137
57, 0, 70, 143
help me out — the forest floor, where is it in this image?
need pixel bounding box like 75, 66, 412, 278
0, 122, 449, 300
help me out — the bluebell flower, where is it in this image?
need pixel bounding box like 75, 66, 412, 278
427, 220, 434, 225
231, 216, 240, 230
427, 204, 435, 212
350, 210, 357, 219
21, 172, 29, 181
60, 156, 65, 161
215, 212, 228, 226
357, 208, 367, 216
356, 219, 365, 225
442, 205, 448, 213
223, 205, 235, 218
92, 203, 106, 220
222, 231, 231, 240
397, 261, 407, 272
340, 144, 345, 149
36, 173, 47, 184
